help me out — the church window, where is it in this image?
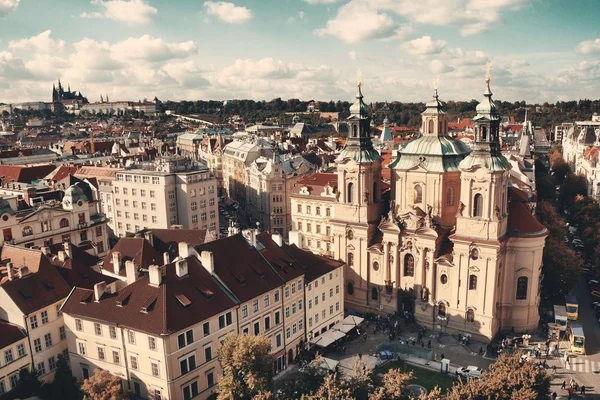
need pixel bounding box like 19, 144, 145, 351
473, 194, 483, 217
347, 253, 354, 267
413, 185, 423, 204
404, 254, 414, 277
446, 186, 455, 206
347, 282, 354, 296
347, 183, 354, 204
470, 248, 479, 260
59, 218, 70, 228
440, 274, 448, 284
22, 226, 33, 237
466, 309, 475, 323
481, 126, 487, 141
516, 277, 528, 300
347, 230, 354, 240
372, 261, 379, 271
428, 119, 434, 134
371, 287, 378, 301
469, 275, 477, 290
352, 125, 358, 138
437, 302, 446, 317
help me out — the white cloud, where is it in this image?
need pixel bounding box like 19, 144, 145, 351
575, 38, 600, 55
403, 36, 446, 55
314, 0, 399, 43
303, 0, 341, 4
429, 59, 453, 74
298, 11, 305, 19
288, 11, 306, 24
287, 16, 296, 24
110, 35, 197, 62
203, 1, 253, 24
0, 0, 19, 17
80, 0, 157, 25
9, 30, 65, 53
348, 50, 357, 60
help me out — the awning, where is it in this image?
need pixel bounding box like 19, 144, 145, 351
319, 357, 340, 371
309, 329, 346, 347
341, 315, 364, 329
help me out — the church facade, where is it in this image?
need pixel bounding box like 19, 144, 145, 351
290, 78, 547, 341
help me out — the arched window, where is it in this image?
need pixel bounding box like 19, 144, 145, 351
428, 119, 434, 134
22, 226, 33, 237
347, 282, 354, 296
466, 309, 475, 323
446, 186, 455, 206
373, 181, 378, 203
347, 183, 354, 204
372, 261, 379, 271
59, 218, 70, 228
438, 302, 446, 317
404, 254, 414, 277
371, 287, 378, 300
352, 125, 358, 137
481, 126, 487, 141
347, 253, 354, 267
414, 185, 423, 204
473, 194, 483, 217
516, 277, 528, 300
469, 275, 477, 290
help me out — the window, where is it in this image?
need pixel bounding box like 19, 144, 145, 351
10, 374, 18, 390
4, 349, 13, 364
130, 356, 138, 370
347, 282, 354, 295
404, 254, 415, 277
336, 285, 339, 294
75, 318, 83, 331
109, 326, 117, 339
371, 287, 378, 300
446, 186, 455, 206
516, 277, 528, 300
22, 225, 33, 236
265, 316, 271, 330
98, 347, 105, 361
347, 182, 354, 203
200, 200, 206, 208
440, 274, 448, 284
207, 370, 215, 387
124, 200, 129, 207
286, 327, 291, 339
56, 304, 62, 317
183, 381, 199, 400
180, 354, 196, 375
112, 351, 120, 364
274, 291, 280, 302
299, 299, 303, 310
253, 299, 259, 313
151, 362, 160, 377
428, 119, 434, 134
132, 189, 137, 196
205, 346, 212, 361
34, 338, 42, 353
152, 216, 157, 223
285, 307, 290, 318
191, 201, 197, 211
242, 305, 248, 318
322, 293, 325, 302
469, 275, 477, 290
30, 315, 38, 329
94, 323, 102, 336
0, 380, 4, 394
59, 326, 66, 341
466, 309, 475, 323
275, 311, 281, 325
336, 302, 340, 311
315, 296, 318, 306
37, 361, 46, 376
123, 188, 128, 195
127, 330, 136, 345
203, 322, 210, 336
298, 279, 303, 291
78, 342, 86, 355
326, 208, 331, 217
347, 252, 354, 266
150, 190, 156, 198
414, 184, 423, 203
473, 193, 483, 217
178, 329, 194, 349
148, 336, 157, 351
140, 189, 146, 197
438, 302, 446, 317
17, 343, 25, 357
39, 310, 49, 325
263, 294, 270, 307
44, 333, 53, 348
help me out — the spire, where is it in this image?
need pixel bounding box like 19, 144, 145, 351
380, 116, 392, 142
68, 83, 71, 92
100, 94, 104, 103
106, 94, 109, 103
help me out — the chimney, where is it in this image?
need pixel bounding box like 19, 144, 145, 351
125, 260, 136, 285
178, 242, 189, 259
41, 246, 50, 256
18, 266, 30, 279
6, 262, 13, 281
163, 252, 170, 265
93, 281, 106, 302
271, 232, 283, 247
176, 259, 188, 278
58, 251, 67, 262
144, 230, 154, 247
200, 251, 215, 274
148, 264, 162, 286
289, 231, 303, 248
63, 241, 72, 259
112, 251, 121, 274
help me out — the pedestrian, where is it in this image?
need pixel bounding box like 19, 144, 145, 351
570, 378, 575, 388
561, 381, 566, 390
552, 365, 557, 374
441, 353, 445, 360
358, 352, 362, 359
479, 346, 484, 355
581, 385, 586, 395
428, 340, 432, 349
551, 391, 557, 400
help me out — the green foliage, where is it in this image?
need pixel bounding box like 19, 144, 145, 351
559, 174, 588, 210
48, 355, 82, 400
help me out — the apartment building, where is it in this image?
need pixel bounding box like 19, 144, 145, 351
199, 135, 229, 191
289, 173, 338, 257
61, 251, 238, 400
0, 321, 30, 396
0, 182, 109, 256
176, 132, 203, 161
112, 157, 218, 237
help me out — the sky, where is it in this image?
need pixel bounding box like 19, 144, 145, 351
0, 0, 599, 104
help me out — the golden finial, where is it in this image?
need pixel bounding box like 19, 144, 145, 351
357, 69, 362, 88
485, 62, 493, 84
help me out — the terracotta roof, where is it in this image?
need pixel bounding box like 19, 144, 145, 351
47, 243, 116, 289
281, 243, 343, 282
0, 320, 27, 350
103, 238, 162, 276
509, 187, 532, 203
62, 256, 238, 336
293, 172, 337, 195
504, 124, 524, 132
380, 150, 393, 181
148, 229, 207, 256
1, 245, 49, 274
507, 201, 548, 238
194, 234, 284, 303
45, 165, 79, 182
256, 233, 305, 282
0, 164, 57, 184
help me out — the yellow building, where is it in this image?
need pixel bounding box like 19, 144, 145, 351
0, 321, 30, 396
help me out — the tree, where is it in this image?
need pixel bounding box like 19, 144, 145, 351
48, 355, 82, 400
559, 174, 587, 210
369, 368, 413, 400
542, 237, 582, 298
81, 369, 127, 400
218, 334, 273, 400
300, 374, 353, 400
346, 357, 374, 400
12, 368, 44, 399
273, 354, 328, 399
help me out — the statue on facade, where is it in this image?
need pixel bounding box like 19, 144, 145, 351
495, 205, 501, 219
426, 205, 433, 227
458, 201, 465, 216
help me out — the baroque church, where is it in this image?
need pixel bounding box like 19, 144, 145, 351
294, 76, 548, 341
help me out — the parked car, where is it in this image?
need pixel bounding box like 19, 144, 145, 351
457, 366, 483, 379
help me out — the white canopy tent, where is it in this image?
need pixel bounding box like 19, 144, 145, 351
318, 357, 340, 371
309, 329, 346, 347
340, 315, 364, 331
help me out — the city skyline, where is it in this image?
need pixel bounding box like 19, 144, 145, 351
1, 0, 599, 104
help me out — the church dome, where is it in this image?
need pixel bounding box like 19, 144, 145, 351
0, 197, 15, 215
389, 136, 471, 172
63, 183, 88, 204
349, 86, 369, 116
474, 81, 499, 120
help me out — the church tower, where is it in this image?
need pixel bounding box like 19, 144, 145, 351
455, 69, 511, 241
421, 89, 448, 137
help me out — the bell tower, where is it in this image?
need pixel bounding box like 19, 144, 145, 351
421, 88, 448, 137
455, 65, 511, 241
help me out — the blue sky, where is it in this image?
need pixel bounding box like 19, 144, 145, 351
1, 0, 599, 103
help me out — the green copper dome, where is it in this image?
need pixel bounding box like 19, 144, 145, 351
474, 80, 499, 120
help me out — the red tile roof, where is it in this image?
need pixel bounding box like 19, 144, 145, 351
45, 165, 80, 182
507, 201, 548, 238
380, 150, 393, 181
47, 243, 116, 289
282, 243, 344, 282
62, 256, 238, 336
293, 172, 337, 195
0, 164, 57, 184
0, 321, 27, 350
102, 238, 162, 276
256, 233, 305, 282
149, 229, 207, 256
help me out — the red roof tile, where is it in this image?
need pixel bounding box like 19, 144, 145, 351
282, 243, 343, 282
0, 320, 27, 350
507, 201, 548, 238
293, 172, 337, 196
0, 164, 57, 184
